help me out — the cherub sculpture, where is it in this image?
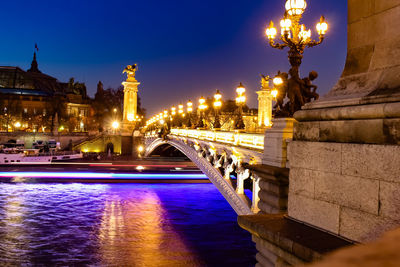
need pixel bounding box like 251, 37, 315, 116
301, 71, 319, 102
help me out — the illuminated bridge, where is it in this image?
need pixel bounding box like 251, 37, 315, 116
145, 118, 294, 216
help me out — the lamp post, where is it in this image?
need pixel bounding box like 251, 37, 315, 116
197, 97, 207, 128
187, 100, 193, 128
235, 82, 246, 130
178, 104, 184, 127
213, 90, 222, 129
171, 106, 176, 127
266, 0, 328, 79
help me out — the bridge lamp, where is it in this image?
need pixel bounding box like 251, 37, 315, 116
285, 0, 307, 16
213, 90, 222, 129
235, 82, 246, 130
273, 76, 283, 86
199, 97, 207, 110
197, 96, 207, 128
187, 100, 193, 128
265, 0, 328, 114
316, 16, 328, 35
187, 100, 193, 113
236, 82, 246, 104
178, 104, 184, 117
171, 106, 176, 116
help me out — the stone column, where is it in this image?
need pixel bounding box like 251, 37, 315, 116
256, 88, 273, 128
120, 64, 141, 156
263, 118, 295, 168
122, 80, 139, 135
288, 0, 400, 243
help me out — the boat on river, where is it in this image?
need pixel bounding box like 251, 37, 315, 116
0, 149, 83, 165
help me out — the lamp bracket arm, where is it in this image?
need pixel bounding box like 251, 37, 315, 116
269, 40, 287, 50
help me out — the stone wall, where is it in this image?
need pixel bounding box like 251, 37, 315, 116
288, 141, 400, 242
289, 0, 400, 244
326, 0, 400, 99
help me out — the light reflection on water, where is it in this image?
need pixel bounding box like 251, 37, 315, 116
0, 183, 256, 266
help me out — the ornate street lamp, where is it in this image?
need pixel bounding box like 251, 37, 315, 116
197, 96, 207, 128
178, 104, 184, 127
235, 82, 246, 130
170, 106, 176, 127
213, 90, 222, 129
265, 0, 328, 114
187, 100, 193, 128
266, 0, 328, 75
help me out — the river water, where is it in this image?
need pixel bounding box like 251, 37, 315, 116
0, 182, 256, 266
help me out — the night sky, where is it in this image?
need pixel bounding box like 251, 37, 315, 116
0, 0, 347, 115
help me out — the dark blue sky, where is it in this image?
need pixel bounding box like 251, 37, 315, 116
1, 0, 347, 115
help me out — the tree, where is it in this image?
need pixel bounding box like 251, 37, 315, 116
45, 94, 67, 132
0, 94, 22, 132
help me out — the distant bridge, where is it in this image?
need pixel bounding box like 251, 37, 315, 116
145, 129, 267, 215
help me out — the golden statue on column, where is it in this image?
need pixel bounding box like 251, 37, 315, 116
122, 63, 140, 134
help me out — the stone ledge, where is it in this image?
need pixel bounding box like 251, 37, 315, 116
295, 101, 400, 121
247, 164, 289, 185
238, 214, 353, 263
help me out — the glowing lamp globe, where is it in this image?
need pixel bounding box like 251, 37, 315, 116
316, 16, 328, 35
285, 0, 307, 16
112, 121, 119, 129
236, 82, 246, 95
266, 21, 277, 39
273, 76, 283, 86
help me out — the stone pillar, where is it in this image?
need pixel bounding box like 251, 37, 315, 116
121, 64, 140, 155
288, 0, 400, 243
256, 88, 273, 128
122, 80, 139, 135
263, 118, 295, 168
121, 64, 140, 136
251, 174, 261, 213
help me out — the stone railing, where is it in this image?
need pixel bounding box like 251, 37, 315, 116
170, 129, 264, 150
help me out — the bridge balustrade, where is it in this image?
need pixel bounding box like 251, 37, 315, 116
170, 129, 264, 150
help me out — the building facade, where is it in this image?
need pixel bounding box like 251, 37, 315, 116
0, 53, 91, 132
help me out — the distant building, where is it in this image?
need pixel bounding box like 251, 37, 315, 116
0, 52, 91, 132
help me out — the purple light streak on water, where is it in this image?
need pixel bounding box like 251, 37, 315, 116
0, 172, 207, 179
0, 183, 256, 266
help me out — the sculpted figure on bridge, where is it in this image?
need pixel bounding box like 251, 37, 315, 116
273, 69, 319, 117
123, 64, 138, 82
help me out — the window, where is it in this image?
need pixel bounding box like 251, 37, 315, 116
24, 108, 28, 114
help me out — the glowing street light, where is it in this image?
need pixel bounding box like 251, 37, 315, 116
235, 82, 246, 130
266, 0, 328, 81
197, 96, 207, 128
112, 121, 120, 129
187, 100, 193, 128
213, 90, 222, 129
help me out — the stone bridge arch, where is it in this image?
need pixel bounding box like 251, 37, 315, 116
146, 136, 262, 216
